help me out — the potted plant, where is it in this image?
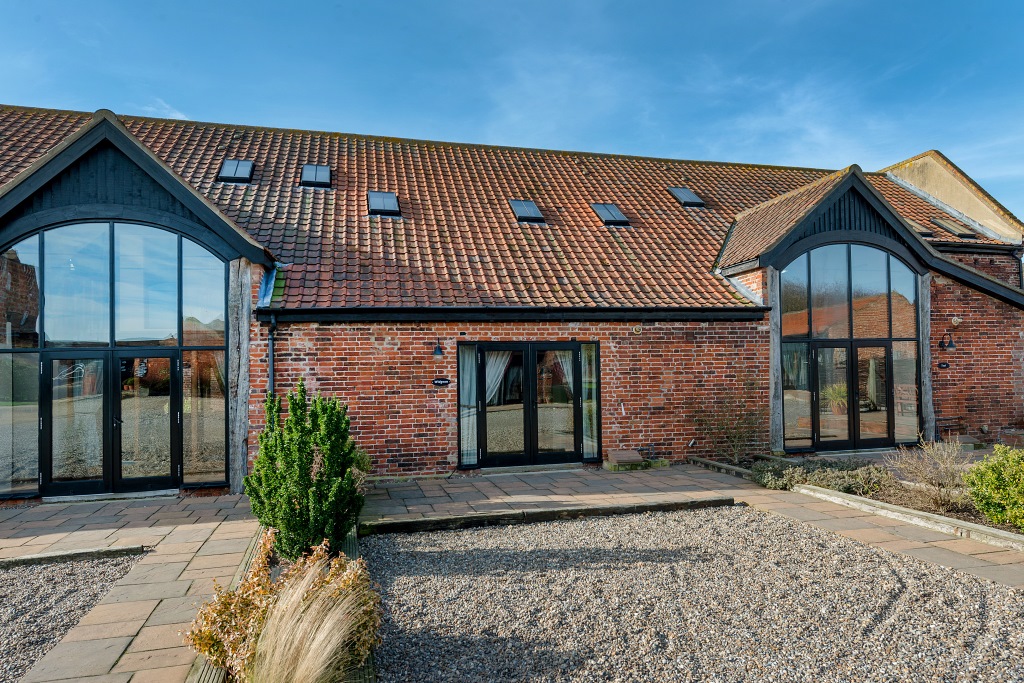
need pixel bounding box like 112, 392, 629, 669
822, 383, 848, 415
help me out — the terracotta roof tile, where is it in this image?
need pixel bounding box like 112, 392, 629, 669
0, 105, 1013, 310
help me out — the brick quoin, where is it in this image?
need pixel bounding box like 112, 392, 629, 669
247, 319, 770, 476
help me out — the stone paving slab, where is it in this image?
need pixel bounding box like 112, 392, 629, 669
2, 494, 256, 682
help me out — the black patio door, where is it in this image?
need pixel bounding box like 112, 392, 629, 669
810, 342, 893, 450
40, 351, 180, 496
478, 342, 583, 467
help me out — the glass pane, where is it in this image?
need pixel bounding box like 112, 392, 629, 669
458, 345, 478, 467
893, 342, 919, 442
0, 353, 38, 494
810, 245, 850, 339
0, 236, 40, 348
115, 224, 178, 346
182, 240, 225, 346
484, 350, 524, 455
851, 246, 889, 338
781, 343, 811, 448
891, 258, 917, 338
581, 344, 599, 460
856, 346, 889, 441
119, 356, 171, 479
183, 350, 227, 483
52, 358, 104, 482
816, 346, 849, 443
45, 224, 111, 347
780, 253, 809, 337
536, 349, 575, 453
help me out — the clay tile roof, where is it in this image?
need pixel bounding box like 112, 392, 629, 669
0, 105, 1015, 311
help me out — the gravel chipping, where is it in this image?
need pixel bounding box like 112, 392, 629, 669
361, 506, 1024, 682
0, 554, 142, 683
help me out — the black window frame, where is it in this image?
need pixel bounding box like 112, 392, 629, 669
591, 203, 629, 226
368, 191, 402, 217
300, 164, 332, 188
508, 199, 545, 224
217, 159, 255, 184
668, 186, 706, 208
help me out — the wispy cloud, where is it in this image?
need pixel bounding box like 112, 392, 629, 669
138, 97, 189, 120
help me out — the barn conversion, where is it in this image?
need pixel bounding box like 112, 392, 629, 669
0, 105, 1022, 497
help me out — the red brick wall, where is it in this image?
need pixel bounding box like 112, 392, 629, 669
930, 271, 1024, 439
731, 269, 767, 303
247, 319, 770, 476
945, 252, 1021, 287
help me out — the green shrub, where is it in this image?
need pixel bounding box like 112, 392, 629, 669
751, 458, 892, 497
964, 445, 1024, 531
245, 378, 366, 560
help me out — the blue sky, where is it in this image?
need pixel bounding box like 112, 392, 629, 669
3, 1, 1023, 215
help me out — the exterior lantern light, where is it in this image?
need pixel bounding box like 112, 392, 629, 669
938, 333, 956, 351
433, 337, 444, 356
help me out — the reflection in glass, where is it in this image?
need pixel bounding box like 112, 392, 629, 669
810, 245, 849, 339
893, 342, 919, 442
45, 224, 110, 346
115, 225, 178, 346
780, 253, 810, 337
119, 357, 171, 479
0, 353, 38, 494
851, 246, 889, 338
581, 344, 599, 459
782, 343, 811, 448
890, 258, 917, 338
0, 237, 40, 348
857, 346, 889, 441
183, 241, 226, 346
183, 350, 227, 483
817, 347, 849, 443
52, 358, 104, 482
484, 350, 524, 455
458, 345, 478, 467
536, 349, 575, 453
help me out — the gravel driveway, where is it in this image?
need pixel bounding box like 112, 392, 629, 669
362, 506, 1024, 682
0, 554, 141, 683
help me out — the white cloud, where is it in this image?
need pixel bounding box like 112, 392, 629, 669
138, 97, 189, 120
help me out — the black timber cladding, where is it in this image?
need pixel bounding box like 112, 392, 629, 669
801, 188, 899, 243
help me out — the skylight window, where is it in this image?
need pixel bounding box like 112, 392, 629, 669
906, 219, 934, 238
931, 217, 977, 239
591, 203, 629, 226
668, 186, 705, 208
509, 199, 545, 223
217, 159, 254, 183
368, 191, 401, 217
300, 164, 332, 188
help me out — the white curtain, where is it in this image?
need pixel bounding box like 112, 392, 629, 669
554, 350, 575, 398
459, 346, 478, 466
581, 344, 598, 460
484, 351, 513, 404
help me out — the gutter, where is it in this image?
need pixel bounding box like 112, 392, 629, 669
253, 305, 770, 323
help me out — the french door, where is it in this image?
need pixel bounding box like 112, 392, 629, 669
477, 342, 583, 468
811, 342, 893, 450
41, 351, 180, 496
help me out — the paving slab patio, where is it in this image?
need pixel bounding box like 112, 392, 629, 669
2, 494, 257, 682
363, 463, 1024, 588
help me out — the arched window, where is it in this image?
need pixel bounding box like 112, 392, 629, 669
779, 244, 919, 451
0, 222, 228, 496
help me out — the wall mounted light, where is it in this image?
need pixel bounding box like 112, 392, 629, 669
432, 337, 444, 356
938, 333, 956, 351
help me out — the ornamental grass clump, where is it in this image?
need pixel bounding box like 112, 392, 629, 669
884, 438, 971, 512
185, 529, 382, 681
965, 445, 1024, 531
245, 377, 368, 560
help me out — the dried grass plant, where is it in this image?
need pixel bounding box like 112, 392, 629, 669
884, 437, 972, 512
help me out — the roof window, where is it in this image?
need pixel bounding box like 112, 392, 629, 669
368, 191, 401, 217
509, 199, 545, 223
591, 203, 629, 226
668, 186, 705, 208
217, 159, 254, 183
931, 217, 977, 239
300, 164, 332, 188
906, 219, 934, 238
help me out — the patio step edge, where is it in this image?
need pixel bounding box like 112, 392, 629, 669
358, 496, 735, 536
0, 544, 146, 568
793, 484, 1024, 552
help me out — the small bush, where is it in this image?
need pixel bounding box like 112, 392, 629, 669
245, 378, 367, 560
185, 529, 382, 680
751, 458, 893, 496
884, 438, 971, 512
692, 373, 768, 464
965, 445, 1024, 531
